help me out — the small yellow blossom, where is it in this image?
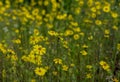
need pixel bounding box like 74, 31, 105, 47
104, 29, 110, 35
82, 44, 88, 48
99, 61, 110, 71
34, 67, 47, 76
33, 45, 46, 55
88, 35, 93, 40
70, 22, 78, 27
0, 43, 7, 54
91, 7, 96, 12
18, 0, 24, 3
2, 69, 6, 78
53, 58, 62, 64
29, 36, 40, 44
80, 50, 88, 56
21, 55, 29, 62
62, 65, 68, 71
95, 20, 102, 25
44, 0, 49, 6
73, 34, 80, 40
34, 29, 39, 36
31, 79, 36, 82
112, 78, 119, 82
86, 73, 92, 79
15, 29, 19, 33
111, 12, 118, 18
70, 63, 75, 67
52, 71, 57, 76
112, 25, 118, 31
73, 27, 81, 32
86, 65, 92, 69
12, 39, 21, 44
104, 29, 110, 38
48, 30, 58, 36
117, 43, 120, 51
103, 5, 110, 13
64, 30, 74, 36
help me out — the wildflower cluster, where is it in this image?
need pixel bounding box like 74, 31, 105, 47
0, 0, 120, 81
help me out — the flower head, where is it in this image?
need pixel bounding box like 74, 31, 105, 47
34, 67, 47, 76
100, 61, 110, 71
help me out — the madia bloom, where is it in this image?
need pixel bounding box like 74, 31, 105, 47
34, 67, 47, 76
99, 61, 110, 71
103, 5, 110, 13
33, 45, 46, 55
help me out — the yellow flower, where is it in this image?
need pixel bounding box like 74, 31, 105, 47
7, 49, 16, 55
44, 0, 49, 6
28, 53, 42, 65
15, 29, 19, 33
99, 61, 110, 71
86, 65, 92, 69
95, 2, 101, 9
21, 55, 29, 62
64, 30, 74, 36
32, 8, 39, 16
0, 43, 7, 54
73, 34, 80, 40
33, 45, 46, 55
104, 29, 110, 34
111, 12, 118, 18
62, 41, 69, 49
70, 63, 75, 67
38, 1, 42, 5
112, 78, 119, 82
18, 0, 24, 3
87, 0, 93, 7
73, 27, 81, 32
104, 29, 110, 38
80, 50, 88, 56
88, 35, 93, 40
46, 23, 53, 29
11, 55, 18, 61
91, 7, 96, 12
13, 80, 17, 82
75, 7, 81, 14
82, 44, 88, 49
117, 43, 120, 51
34, 67, 47, 76
52, 71, 57, 76
103, 5, 110, 13
68, 14, 74, 20
12, 39, 21, 44
57, 14, 67, 20
0, 1, 3, 6
31, 79, 36, 82
95, 20, 102, 25
70, 22, 78, 27
41, 9, 46, 15
86, 73, 92, 79
2, 69, 6, 78
34, 29, 39, 36
112, 25, 118, 31
62, 65, 68, 71
79, 32, 84, 36
48, 30, 58, 36
53, 58, 62, 64
29, 36, 40, 44
91, 13, 96, 18
79, 1, 84, 6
